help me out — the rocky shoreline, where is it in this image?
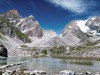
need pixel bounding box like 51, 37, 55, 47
0, 68, 100, 75
0, 58, 41, 75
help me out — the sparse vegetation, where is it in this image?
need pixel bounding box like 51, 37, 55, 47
0, 33, 6, 40
0, 71, 3, 75
50, 46, 66, 54
70, 61, 93, 65
21, 45, 28, 47
42, 49, 47, 55
0, 17, 31, 43
85, 42, 97, 46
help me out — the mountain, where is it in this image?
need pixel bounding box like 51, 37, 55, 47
64, 17, 100, 37
0, 9, 21, 25
0, 16, 33, 57
1, 9, 100, 57
42, 30, 57, 38
0, 16, 31, 46
85, 17, 100, 36
26, 29, 81, 47
26, 30, 58, 47
63, 17, 100, 41
1, 9, 43, 38
16, 15, 43, 38
62, 20, 89, 40
57, 17, 100, 58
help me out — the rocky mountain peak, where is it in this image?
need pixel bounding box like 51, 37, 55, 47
85, 17, 100, 36
0, 9, 43, 38
62, 21, 80, 36
24, 15, 35, 22
91, 17, 100, 27
28, 15, 35, 19
7, 9, 19, 15
16, 15, 43, 38
90, 17, 100, 29
62, 20, 89, 40
43, 30, 57, 38
68, 21, 79, 29
2, 9, 21, 19
1, 9, 22, 25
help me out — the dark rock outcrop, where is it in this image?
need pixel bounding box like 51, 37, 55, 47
0, 43, 8, 57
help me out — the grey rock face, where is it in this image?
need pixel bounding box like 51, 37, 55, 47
17, 15, 43, 38
27, 25, 43, 38
1, 9, 22, 25
85, 17, 100, 36
0, 17, 31, 43
86, 17, 100, 33
0, 18, 15, 38
1, 9, 43, 38
62, 21, 80, 36
62, 21, 88, 40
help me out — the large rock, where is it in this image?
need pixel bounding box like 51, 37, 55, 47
0, 43, 8, 57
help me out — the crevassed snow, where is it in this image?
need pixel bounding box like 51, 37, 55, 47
76, 20, 90, 33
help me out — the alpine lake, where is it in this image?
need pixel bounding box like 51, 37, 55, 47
0, 57, 100, 75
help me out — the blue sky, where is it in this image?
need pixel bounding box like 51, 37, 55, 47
0, 0, 100, 34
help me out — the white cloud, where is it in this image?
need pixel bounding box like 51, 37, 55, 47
47, 0, 96, 14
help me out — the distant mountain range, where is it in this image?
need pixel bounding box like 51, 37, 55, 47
0, 9, 100, 57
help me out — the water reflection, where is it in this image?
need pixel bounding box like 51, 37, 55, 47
70, 61, 93, 65
0, 57, 7, 65
7, 57, 33, 65
61, 59, 93, 66
0, 57, 100, 75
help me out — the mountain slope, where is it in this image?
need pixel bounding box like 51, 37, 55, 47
0, 17, 31, 47
17, 15, 43, 38
62, 21, 89, 40
1, 9, 43, 38
0, 9, 22, 25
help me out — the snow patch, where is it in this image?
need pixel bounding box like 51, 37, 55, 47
76, 20, 90, 33
22, 29, 28, 33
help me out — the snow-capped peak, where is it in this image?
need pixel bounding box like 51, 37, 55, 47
43, 30, 57, 38
88, 16, 97, 20
29, 15, 34, 18
76, 20, 90, 33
